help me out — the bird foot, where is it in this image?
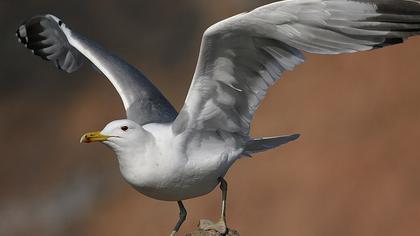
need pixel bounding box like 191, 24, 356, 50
198, 219, 227, 234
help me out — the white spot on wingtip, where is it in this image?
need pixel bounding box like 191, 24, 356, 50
18, 25, 26, 36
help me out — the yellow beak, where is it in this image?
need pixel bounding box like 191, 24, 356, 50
80, 131, 109, 143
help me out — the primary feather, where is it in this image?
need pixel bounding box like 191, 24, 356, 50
172, 0, 420, 140
17, 14, 177, 125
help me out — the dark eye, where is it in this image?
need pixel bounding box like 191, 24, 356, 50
121, 126, 128, 131
58, 20, 63, 26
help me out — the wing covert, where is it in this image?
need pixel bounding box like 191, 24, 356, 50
173, 0, 420, 136
17, 14, 177, 125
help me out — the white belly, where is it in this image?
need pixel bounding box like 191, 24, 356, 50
118, 123, 243, 201
121, 152, 237, 201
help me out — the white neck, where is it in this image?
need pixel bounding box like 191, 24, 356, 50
110, 127, 156, 183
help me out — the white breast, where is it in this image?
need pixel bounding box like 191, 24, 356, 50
117, 123, 242, 201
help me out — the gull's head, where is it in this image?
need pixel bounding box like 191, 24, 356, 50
80, 119, 144, 151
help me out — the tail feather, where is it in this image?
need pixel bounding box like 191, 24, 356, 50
243, 134, 300, 156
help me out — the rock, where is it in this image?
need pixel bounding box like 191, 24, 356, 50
186, 219, 240, 236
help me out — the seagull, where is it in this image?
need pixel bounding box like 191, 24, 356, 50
17, 0, 420, 235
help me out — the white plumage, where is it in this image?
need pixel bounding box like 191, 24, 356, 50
17, 0, 420, 235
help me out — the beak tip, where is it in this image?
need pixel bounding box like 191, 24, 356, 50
80, 131, 107, 143
80, 135, 87, 143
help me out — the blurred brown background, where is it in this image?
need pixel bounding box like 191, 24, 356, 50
1, 0, 420, 236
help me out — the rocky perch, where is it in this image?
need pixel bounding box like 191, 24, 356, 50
186, 220, 240, 236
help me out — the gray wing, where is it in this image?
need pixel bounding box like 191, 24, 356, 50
16, 14, 177, 125
172, 0, 420, 136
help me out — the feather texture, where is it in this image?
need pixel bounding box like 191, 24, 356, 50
16, 14, 177, 125
172, 0, 420, 136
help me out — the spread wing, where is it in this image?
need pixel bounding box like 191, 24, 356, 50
172, 0, 420, 136
16, 14, 177, 125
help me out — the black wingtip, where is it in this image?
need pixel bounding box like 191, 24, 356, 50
16, 17, 52, 60
374, 37, 405, 49
16, 14, 85, 73
290, 133, 301, 141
